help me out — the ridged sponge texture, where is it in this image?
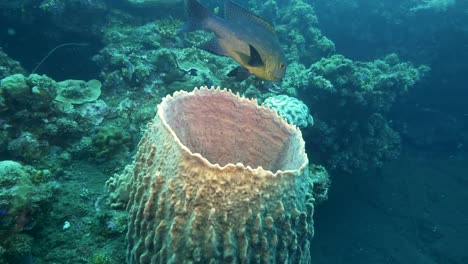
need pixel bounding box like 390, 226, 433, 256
107, 86, 324, 263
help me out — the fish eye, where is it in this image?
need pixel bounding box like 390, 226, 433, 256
279, 63, 285, 69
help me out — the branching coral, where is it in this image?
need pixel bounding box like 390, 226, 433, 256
294, 54, 429, 172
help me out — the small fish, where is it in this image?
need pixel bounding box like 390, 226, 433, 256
183, 0, 287, 81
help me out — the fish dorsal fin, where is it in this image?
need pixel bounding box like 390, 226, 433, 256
224, 0, 276, 34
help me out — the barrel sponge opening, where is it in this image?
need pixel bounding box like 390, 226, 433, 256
161, 88, 306, 172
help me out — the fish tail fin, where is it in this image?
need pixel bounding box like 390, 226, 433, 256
182, 0, 211, 32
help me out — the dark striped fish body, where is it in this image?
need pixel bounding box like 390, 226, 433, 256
184, 0, 287, 81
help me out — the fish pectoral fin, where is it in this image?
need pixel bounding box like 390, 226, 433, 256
247, 44, 264, 67
227, 66, 251, 81
202, 38, 228, 56
235, 52, 250, 65
234, 45, 264, 67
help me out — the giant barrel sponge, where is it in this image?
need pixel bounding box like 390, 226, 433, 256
106, 86, 328, 263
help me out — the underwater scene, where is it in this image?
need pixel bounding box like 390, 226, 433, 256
1, 0, 467, 263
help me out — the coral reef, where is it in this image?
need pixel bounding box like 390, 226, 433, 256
93, 18, 240, 98
0, 74, 31, 98
55, 79, 102, 104
0, 72, 134, 167
35, 0, 108, 36
256, 52, 429, 173
297, 54, 429, 172
0, 49, 26, 80
91, 126, 132, 160
106, 87, 329, 263
92, 1, 333, 97
0, 0, 440, 262
0, 160, 57, 263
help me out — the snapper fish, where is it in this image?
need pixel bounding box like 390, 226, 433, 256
183, 0, 287, 81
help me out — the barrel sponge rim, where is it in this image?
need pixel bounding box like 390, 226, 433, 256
157, 85, 309, 178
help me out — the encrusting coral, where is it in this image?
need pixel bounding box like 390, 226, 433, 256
55, 79, 102, 104
106, 86, 329, 263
